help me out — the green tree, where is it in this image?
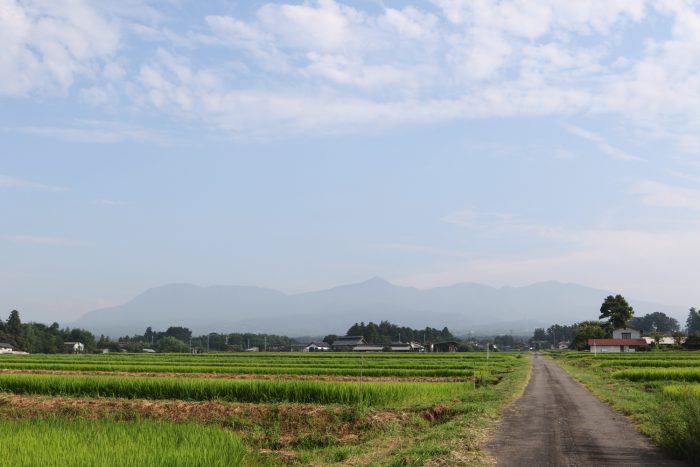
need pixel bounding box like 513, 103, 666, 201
687, 307, 700, 335
599, 295, 634, 329
6, 310, 22, 337
163, 326, 192, 343
629, 312, 680, 333
571, 320, 609, 350
323, 335, 338, 345
156, 336, 189, 353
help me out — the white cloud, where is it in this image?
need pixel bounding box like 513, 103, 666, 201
631, 180, 700, 210
3, 0, 700, 155
0, 174, 67, 192
0, 0, 121, 96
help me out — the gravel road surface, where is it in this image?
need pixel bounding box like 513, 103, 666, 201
486, 353, 687, 466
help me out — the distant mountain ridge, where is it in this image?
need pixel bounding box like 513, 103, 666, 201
68, 278, 687, 337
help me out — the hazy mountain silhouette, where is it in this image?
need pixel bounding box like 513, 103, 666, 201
69, 278, 686, 337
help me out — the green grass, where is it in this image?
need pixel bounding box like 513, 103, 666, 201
0, 418, 246, 466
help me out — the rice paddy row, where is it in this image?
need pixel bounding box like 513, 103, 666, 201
0, 372, 471, 406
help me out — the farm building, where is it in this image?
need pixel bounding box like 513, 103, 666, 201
391, 341, 425, 352
63, 342, 85, 354
642, 336, 685, 347
588, 328, 647, 353
302, 342, 331, 352
332, 336, 367, 351
0, 343, 15, 354
431, 341, 459, 352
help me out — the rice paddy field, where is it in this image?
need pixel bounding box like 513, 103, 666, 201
552, 351, 700, 463
0, 351, 530, 466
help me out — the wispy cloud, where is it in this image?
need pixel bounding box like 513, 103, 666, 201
11, 121, 172, 145
562, 124, 641, 161
631, 180, 700, 211
3, 235, 77, 246
0, 175, 67, 192
92, 199, 124, 206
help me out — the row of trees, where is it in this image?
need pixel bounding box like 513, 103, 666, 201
332, 321, 454, 346
0, 310, 97, 353
107, 327, 297, 353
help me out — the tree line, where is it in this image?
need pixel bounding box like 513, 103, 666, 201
0, 310, 97, 353
324, 320, 455, 346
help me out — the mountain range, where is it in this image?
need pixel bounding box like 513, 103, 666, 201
68, 278, 688, 338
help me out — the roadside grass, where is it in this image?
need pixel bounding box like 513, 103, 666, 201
551, 352, 700, 464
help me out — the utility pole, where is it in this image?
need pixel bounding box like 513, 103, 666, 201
189, 337, 192, 353
207, 334, 210, 353
264, 335, 267, 352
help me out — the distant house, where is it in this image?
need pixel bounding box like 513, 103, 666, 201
353, 345, 384, 352
588, 327, 647, 353
303, 342, 331, 352
332, 336, 367, 351
432, 341, 459, 352
63, 342, 85, 354
0, 343, 15, 354
141, 348, 156, 353
642, 336, 685, 347
245, 347, 259, 352
391, 341, 425, 352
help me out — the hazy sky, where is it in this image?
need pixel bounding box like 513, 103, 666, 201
2, 0, 700, 323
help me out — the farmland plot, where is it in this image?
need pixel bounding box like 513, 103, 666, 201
0, 352, 529, 466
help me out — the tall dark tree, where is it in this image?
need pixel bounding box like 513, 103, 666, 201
6, 310, 22, 337
599, 295, 634, 329
687, 307, 700, 335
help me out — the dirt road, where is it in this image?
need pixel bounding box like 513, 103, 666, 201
486, 354, 686, 466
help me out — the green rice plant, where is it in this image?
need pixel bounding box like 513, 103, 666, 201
0, 373, 468, 406
0, 418, 246, 466
613, 368, 700, 383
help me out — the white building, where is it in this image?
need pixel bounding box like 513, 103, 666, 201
588, 327, 647, 353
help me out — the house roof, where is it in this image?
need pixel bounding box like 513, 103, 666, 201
0, 343, 14, 348
332, 336, 366, 346
307, 341, 330, 347
588, 339, 648, 346
353, 345, 384, 351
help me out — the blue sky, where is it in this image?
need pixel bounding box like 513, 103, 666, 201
2, 0, 700, 323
